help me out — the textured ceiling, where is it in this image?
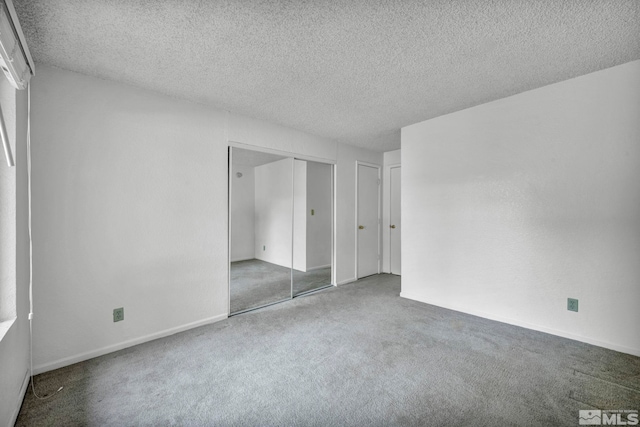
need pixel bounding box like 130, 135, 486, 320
13, 0, 640, 152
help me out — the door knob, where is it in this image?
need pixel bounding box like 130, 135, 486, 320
358, 225, 365, 229
390, 225, 396, 229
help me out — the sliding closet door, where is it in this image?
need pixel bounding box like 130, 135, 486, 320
229, 147, 293, 314
292, 160, 333, 296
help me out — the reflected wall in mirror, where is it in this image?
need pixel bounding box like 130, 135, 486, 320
229, 147, 293, 314
292, 160, 333, 296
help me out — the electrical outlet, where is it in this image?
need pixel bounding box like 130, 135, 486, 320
113, 307, 124, 322
311, 209, 315, 216
567, 298, 578, 312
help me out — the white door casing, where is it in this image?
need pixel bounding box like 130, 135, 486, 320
356, 162, 380, 278
390, 166, 401, 275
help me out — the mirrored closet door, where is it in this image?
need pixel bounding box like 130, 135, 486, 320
229, 147, 293, 314
292, 160, 333, 297
229, 147, 334, 315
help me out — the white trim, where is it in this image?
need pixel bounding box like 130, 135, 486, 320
5, 0, 35, 75
382, 162, 401, 273
355, 161, 381, 279
354, 162, 358, 280
33, 314, 227, 375
290, 157, 295, 299
331, 163, 337, 286
228, 141, 336, 165
230, 257, 254, 263
306, 264, 331, 271
8, 370, 29, 427
227, 146, 232, 316
400, 292, 640, 357
387, 164, 401, 275
337, 277, 357, 286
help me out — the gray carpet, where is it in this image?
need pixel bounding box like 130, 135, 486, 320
17, 275, 640, 426
230, 259, 331, 314
292, 266, 331, 296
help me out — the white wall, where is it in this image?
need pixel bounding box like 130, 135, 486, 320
28, 64, 382, 374
401, 60, 640, 356
30, 65, 229, 374
227, 113, 337, 162
230, 166, 255, 262
306, 161, 332, 270
0, 79, 30, 426
382, 149, 401, 273
254, 158, 294, 268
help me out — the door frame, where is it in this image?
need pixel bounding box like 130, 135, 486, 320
354, 161, 381, 279
388, 164, 401, 275
382, 162, 401, 273
227, 141, 337, 316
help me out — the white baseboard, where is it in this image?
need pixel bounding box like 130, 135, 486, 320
399, 291, 640, 357
9, 370, 30, 427
306, 264, 331, 271
230, 257, 254, 263
336, 277, 357, 286
33, 314, 228, 375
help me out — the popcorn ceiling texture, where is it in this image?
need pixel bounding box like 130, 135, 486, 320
13, 0, 640, 151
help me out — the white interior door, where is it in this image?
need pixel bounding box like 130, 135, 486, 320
390, 166, 401, 275
357, 163, 380, 278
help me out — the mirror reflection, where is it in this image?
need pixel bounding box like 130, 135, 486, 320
292, 160, 333, 296
230, 148, 293, 314
229, 147, 333, 315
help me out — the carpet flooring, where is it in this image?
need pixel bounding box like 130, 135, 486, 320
292, 267, 332, 296
16, 274, 640, 426
230, 259, 331, 314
